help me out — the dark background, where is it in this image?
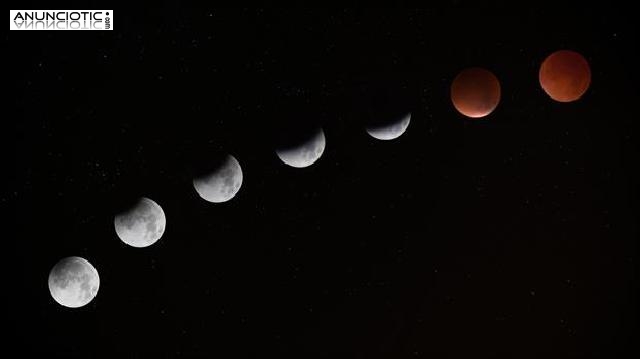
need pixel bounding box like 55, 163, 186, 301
7, 6, 637, 358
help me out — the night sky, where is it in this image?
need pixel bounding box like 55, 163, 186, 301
8, 6, 637, 358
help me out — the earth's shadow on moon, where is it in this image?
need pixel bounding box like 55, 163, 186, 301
352, 79, 415, 131
186, 149, 237, 181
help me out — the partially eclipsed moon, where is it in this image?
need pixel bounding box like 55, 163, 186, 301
193, 154, 243, 203
451, 67, 501, 118
539, 49, 591, 102
366, 112, 411, 140
48, 256, 99, 308
114, 197, 166, 248
276, 128, 326, 168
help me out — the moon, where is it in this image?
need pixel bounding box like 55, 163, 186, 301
193, 154, 243, 203
539, 49, 591, 102
114, 197, 166, 248
48, 256, 99, 308
276, 127, 326, 168
366, 112, 411, 140
450, 67, 501, 118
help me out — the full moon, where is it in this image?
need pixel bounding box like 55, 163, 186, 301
450, 67, 501, 118
539, 49, 591, 102
48, 256, 99, 308
193, 154, 243, 203
276, 127, 326, 168
114, 197, 166, 248
366, 112, 411, 140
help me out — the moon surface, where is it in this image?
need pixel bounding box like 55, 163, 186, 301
48, 256, 99, 308
276, 127, 326, 168
451, 67, 501, 118
114, 197, 166, 248
366, 112, 411, 140
193, 154, 243, 203
539, 49, 591, 102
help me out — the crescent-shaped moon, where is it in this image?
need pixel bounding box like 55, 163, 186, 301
366, 112, 411, 140
276, 128, 326, 168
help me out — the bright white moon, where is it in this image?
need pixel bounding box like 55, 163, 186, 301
193, 154, 243, 203
276, 127, 326, 168
48, 256, 99, 308
114, 197, 166, 248
366, 112, 411, 140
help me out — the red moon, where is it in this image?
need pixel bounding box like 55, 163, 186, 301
450, 67, 501, 118
539, 50, 591, 102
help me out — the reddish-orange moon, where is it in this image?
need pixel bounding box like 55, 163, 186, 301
539, 50, 591, 102
450, 67, 501, 118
